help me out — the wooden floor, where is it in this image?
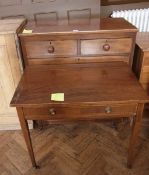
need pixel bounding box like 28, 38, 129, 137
0, 121, 149, 175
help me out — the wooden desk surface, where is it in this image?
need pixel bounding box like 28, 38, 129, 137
21, 18, 137, 35
11, 62, 149, 107
10, 61, 149, 168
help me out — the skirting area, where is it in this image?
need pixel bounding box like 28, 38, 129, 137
0, 121, 149, 175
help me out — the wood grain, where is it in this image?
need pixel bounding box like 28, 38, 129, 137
81, 38, 132, 55
25, 40, 77, 59
10, 61, 149, 168
19, 18, 137, 67
10, 62, 149, 107
16, 108, 37, 168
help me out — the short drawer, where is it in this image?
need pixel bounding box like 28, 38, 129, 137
81, 38, 132, 55
23, 104, 137, 120
25, 40, 77, 58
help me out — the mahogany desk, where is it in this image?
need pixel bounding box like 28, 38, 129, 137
10, 62, 149, 169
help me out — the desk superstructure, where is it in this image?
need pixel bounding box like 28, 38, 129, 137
19, 18, 137, 67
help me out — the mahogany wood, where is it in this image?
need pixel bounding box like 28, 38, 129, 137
81, 38, 132, 55
19, 18, 137, 67
11, 62, 149, 168
10, 18, 146, 169
23, 103, 137, 120
16, 107, 38, 168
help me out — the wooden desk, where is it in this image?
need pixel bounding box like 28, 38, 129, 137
10, 62, 149, 169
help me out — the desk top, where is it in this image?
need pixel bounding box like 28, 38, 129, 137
10, 62, 149, 107
20, 18, 137, 35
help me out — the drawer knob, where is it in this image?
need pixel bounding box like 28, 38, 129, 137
49, 108, 56, 115
48, 45, 55, 53
105, 106, 112, 114
103, 43, 110, 51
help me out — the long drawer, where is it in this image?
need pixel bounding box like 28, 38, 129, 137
27, 55, 129, 65
81, 38, 132, 55
25, 40, 77, 58
23, 104, 137, 120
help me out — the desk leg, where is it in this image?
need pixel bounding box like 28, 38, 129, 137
17, 107, 39, 169
127, 103, 144, 168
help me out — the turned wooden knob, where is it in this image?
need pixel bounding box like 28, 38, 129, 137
103, 43, 110, 51
105, 106, 112, 114
48, 45, 55, 53
49, 108, 56, 115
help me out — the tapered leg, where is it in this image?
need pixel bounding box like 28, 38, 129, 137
17, 107, 39, 169
127, 103, 144, 168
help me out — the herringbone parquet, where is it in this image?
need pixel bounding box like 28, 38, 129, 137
0, 121, 149, 175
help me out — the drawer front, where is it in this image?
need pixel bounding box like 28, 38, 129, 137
24, 104, 137, 120
25, 40, 77, 58
77, 56, 129, 63
28, 56, 129, 65
81, 38, 132, 55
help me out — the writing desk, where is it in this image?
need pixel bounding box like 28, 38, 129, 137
10, 62, 149, 168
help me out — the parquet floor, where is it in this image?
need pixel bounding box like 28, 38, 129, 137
0, 121, 149, 175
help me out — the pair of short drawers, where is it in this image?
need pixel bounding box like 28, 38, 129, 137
24, 38, 132, 64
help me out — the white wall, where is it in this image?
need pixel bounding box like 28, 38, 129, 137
0, 0, 100, 23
